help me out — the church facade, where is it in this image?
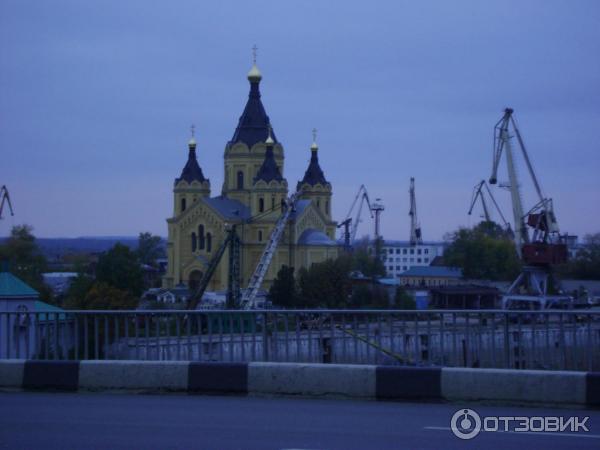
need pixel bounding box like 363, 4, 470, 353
163, 62, 339, 292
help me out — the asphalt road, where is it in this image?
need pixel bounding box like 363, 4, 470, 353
0, 392, 598, 450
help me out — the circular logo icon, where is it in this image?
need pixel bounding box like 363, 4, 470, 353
451, 408, 482, 440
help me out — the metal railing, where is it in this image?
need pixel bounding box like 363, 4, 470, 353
1, 309, 599, 371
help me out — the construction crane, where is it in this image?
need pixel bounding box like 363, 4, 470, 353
339, 185, 374, 247
408, 178, 422, 245
187, 225, 241, 310
336, 218, 352, 251
0, 185, 14, 220
240, 192, 299, 309
468, 179, 511, 231
489, 108, 568, 308
187, 190, 299, 310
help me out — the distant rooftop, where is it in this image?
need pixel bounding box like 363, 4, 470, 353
0, 270, 39, 298
381, 240, 447, 246
204, 196, 251, 220
298, 229, 338, 246
399, 266, 462, 278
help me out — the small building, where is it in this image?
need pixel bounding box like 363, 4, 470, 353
1, 267, 72, 358
141, 285, 191, 305
429, 285, 501, 309
374, 240, 447, 278
399, 266, 462, 288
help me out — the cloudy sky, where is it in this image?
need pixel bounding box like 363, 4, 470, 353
1, 0, 599, 240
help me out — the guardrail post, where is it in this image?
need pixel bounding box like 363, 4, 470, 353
503, 313, 510, 369
262, 311, 269, 362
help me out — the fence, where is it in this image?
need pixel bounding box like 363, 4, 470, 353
1, 310, 599, 371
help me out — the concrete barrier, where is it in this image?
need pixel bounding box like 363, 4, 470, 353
0, 359, 24, 388
249, 362, 375, 398
80, 360, 188, 391
0, 360, 598, 407
441, 368, 587, 406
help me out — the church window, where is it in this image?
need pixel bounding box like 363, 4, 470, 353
326, 200, 329, 215
237, 171, 244, 190
198, 225, 205, 249
181, 198, 186, 212
317, 199, 320, 208
271, 196, 275, 210
191, 232, 197, 252
258, 230, 263, 242
206, 232, 212, 252
259, 198, 264, 212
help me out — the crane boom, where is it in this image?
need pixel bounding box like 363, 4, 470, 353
240, 192, 298, 309
468, 180, 490, 221
341, 185, 374, 246
187, 227, 239, 310
0, 185, 14, 219
482, 181, 510, 228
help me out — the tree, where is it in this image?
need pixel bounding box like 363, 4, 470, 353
298, 257, 353, 308
82, 282, 138, 310
136, 232, 164, 266
268, 265, 299, 308
63, 273, 95, 309
443, 221, 521, 281
95, 243, 144, 297
349, 284, 390, 309
351, 237, 386, 277
394, 286, 416, 309
561, 232, 600, 279
0, 224, 51, 301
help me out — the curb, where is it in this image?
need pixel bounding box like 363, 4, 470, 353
0, 359, 598, 407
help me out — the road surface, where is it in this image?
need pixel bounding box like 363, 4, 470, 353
0, 392, 598, 449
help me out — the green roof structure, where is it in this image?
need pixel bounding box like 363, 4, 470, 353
0, 270, 39, 298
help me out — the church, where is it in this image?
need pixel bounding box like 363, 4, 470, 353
162, 60, 339, 293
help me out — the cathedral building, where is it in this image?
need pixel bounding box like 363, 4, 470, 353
163, 61, 339, 292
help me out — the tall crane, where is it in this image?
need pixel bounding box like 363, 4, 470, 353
340, 184, 374, 247
0, 186, 14, 220
489, 108, 568, 307
409, 178, 422, 245
468, 179, 511, 231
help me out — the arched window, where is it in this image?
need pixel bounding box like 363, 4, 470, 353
317, 199, 321, 209
206, 232, 212, 252
259, 198, 264, 212
191, 232, 197, 252
181, 198, 186, 212
198, 225, 205, 250
326, 200, 329, 215
237, 171, 244, 190
258, 230, 263, 242
271, 196, 275, 210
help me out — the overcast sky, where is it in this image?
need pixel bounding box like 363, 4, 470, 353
1, 0, 599, 241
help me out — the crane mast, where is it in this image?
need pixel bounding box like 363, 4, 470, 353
409, 177, 422, 245
491, 114, 528, 256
